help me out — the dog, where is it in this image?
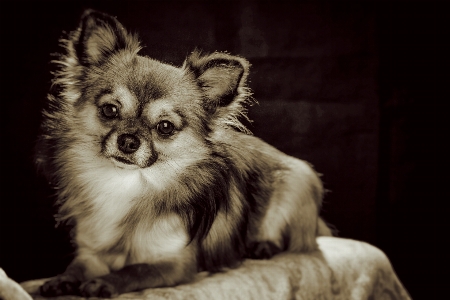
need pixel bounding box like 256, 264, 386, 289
36, 9, 332, 297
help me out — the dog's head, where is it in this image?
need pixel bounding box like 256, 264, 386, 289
38, 10, 253, 174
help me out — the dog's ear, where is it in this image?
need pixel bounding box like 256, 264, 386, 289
72, 9, 139, 66
184, 51, 253, 131
185, 51, 251, 112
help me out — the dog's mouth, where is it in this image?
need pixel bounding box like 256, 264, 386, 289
113, 156, 134, 165
110, 156, 141, 170
108, 152, 156, 169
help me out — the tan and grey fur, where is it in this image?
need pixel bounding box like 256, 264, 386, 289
36, 10, 332, 297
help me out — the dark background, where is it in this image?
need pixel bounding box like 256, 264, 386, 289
0, 0, 448, 299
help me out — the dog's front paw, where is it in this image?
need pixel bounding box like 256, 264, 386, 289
40, 275, 81, 296
80, 278, 118, 298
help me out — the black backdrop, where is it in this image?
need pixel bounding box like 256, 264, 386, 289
0, 1, 448, 299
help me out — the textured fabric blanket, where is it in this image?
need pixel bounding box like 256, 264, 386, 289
18, 237, 410, 299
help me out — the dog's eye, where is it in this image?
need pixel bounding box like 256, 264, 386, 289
101, 104, 119, 118
157, 121, 175, 135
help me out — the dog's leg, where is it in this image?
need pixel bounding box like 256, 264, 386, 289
39, 262, 84, 296
80, 261, 196, 297
40, 253, 110, 296
249, 158, 324, 259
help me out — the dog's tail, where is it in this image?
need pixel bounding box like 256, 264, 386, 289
317, 217, 336, 237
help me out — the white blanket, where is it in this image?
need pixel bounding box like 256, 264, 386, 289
18, 237, 410, 300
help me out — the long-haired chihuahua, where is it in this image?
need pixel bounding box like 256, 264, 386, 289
36, 10, 332, 297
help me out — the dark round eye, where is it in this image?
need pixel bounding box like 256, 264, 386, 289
101, 104, 119, 118
157, 120, 175, 135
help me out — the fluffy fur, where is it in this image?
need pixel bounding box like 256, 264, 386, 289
36, 10, 332, 297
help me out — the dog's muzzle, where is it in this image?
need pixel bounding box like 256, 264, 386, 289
118, 134, 140, 154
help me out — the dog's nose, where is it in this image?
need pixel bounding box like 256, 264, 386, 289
118, 134, 141, 154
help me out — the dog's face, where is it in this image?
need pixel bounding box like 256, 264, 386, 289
76, 55, 209, 170
44, 10, 252, 177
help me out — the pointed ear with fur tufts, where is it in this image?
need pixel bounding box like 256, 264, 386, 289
72, 9, 140, 66
185, 51, 252, 110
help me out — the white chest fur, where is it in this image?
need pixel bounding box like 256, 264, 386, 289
76, 212, 189, 274
74, 167, 144, 251
65, 150, 191, 274
74, 173, 189, 272
128, 214, 189, 264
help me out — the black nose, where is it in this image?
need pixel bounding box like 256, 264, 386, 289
118, 134, 140, 154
